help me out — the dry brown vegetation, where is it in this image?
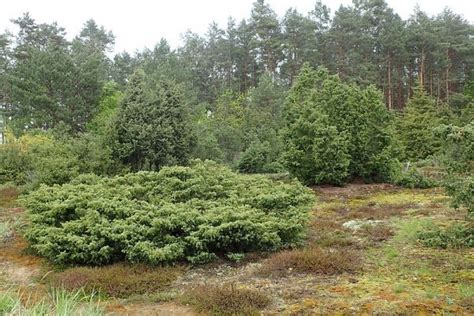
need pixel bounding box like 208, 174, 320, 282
0, 186, 19, 208
257, 246, 361, 277
180, 284, 270, 316
48, 264, 186, 298
343, 203, 412, 219
307, 218, 358, 248
357, 223, 395, 243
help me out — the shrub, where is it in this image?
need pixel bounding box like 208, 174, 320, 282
48, 264, 185, 298
435, 122, 474, 215
237, 140, 284, 174
392, 166, 437, 189
282, 65, 397, 185
257, 246, 361, 277
180, 284, 270, 316
417, 223, 473, 249
445, 176, 474, 215
0, 143, 30, 184
0, 131, 116, 189
23, 160, 314, 265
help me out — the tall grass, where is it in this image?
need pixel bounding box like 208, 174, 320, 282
0, 288, 103, 315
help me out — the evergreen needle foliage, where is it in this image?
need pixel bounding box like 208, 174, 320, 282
23, 160, 314, 266
282, 65, 397, 185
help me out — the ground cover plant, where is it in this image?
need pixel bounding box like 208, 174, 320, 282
23, 160, 314, 266
48, 264, 186, 298
180, 284, 270, 316
257, 246, 361, 277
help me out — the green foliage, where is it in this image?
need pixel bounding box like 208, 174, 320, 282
87, 81, 123, 136
0, 288, 103, 315
0, 133, 78, 188
213, 91, 247, 163
417, 223, 473, 248
282, 65, 396, 185
435, 122, 474, 214
445, 176, 474, 216
23, 160, 314, 265
392, 164, 437, 189
0, 131, 116, 189
6, 15, 112, 133
191, 105, 225, 163
111, 70, 194, 171
226, 253, 245, 263
0, 142, 30, 184
398, 89, 441, 161
237, 139, 284, 174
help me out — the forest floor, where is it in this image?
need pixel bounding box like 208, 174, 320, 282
0, 184, 472, 315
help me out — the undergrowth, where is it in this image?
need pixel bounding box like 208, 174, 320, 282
417, 223, 473, 249
47, 264, 186, 298
180, 284, 270, 316
0, 288, 102, 315
257, 246, 361, 277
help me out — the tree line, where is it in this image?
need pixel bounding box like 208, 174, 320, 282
0, 0, 472, 191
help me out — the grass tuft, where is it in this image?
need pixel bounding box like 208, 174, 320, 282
0, 288, 102, 315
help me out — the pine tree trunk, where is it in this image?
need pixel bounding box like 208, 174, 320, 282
445, 47, 450, 103
430, 73, 433, 96
397, 63, 404, 109
387, 57, 392, 110
420, 49, 426, 88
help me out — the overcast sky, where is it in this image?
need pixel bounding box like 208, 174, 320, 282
1, 0, 473, 53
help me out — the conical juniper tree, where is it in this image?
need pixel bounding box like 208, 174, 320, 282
283, 64, 397, 185
111, 69, 193, 171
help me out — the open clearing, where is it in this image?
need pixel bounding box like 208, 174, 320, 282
1, 184, 472, 315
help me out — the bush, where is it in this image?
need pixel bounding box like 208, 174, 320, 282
180, 284, 270, 316
0, 131, 116, 189
417, 223, 473, 249
435, 123, 474, 215
257, 246, 361, 277
237, 140, 284, 174
48, 264, 185, 298
445, 176, 474, 215
282, 65, 397, 185
23, 160, 314, 265
392, 166, 437, 189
